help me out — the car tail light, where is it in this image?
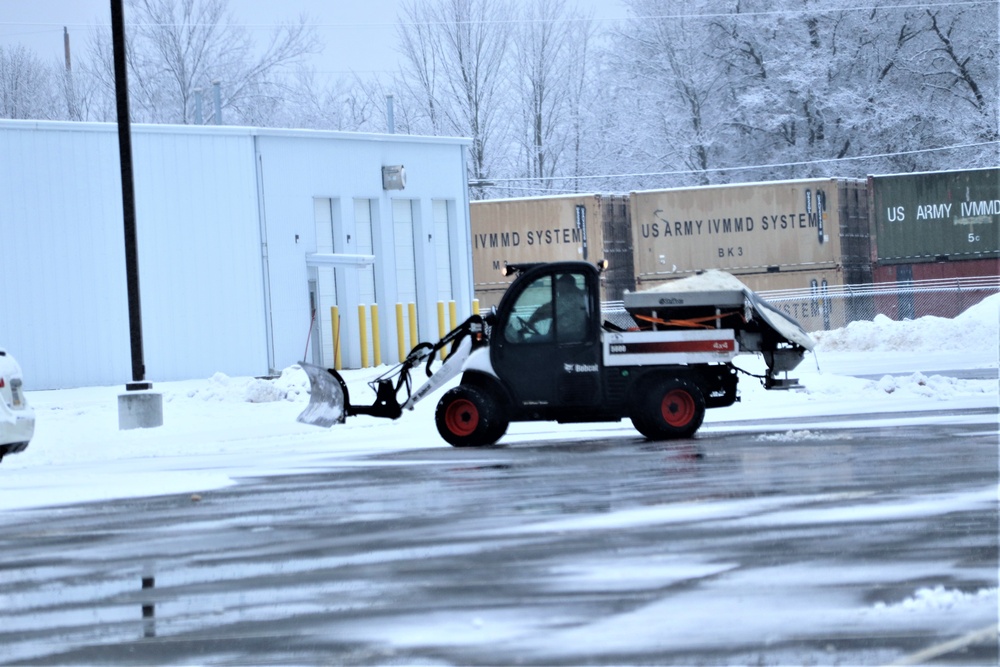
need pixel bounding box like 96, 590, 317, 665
0, 377, 5, 389
10, 378, 22, 407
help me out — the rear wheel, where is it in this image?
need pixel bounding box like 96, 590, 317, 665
631, 377, 706, 440
435, 385, 508, 447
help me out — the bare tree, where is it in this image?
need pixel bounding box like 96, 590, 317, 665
85, 0, 319, 125
396, 0, 445, 134
397, 0, 515, 196
562, 11, 599, 186
509, 0, 597, 194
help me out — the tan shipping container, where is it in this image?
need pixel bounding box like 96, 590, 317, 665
738, 269, 848, 332
630, 178, 866, 285
470, 194, 609, 308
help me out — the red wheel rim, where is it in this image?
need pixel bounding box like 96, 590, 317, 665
661, 389, 695, 427
445, 398, 479, 436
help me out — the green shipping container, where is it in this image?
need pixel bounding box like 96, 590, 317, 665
869, 168, 999, 264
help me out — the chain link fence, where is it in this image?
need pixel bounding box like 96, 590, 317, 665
601, 276, 999, 334
757, 276, 1000, 333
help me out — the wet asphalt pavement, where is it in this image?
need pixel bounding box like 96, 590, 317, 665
1, 408, 997, 666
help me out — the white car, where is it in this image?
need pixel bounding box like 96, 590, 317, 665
0, 347, 35, 462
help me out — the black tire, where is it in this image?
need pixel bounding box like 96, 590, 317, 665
435, 385, 508, 447
630, 377, 706, 440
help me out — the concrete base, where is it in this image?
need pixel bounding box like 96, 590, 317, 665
118, 391, 164, 430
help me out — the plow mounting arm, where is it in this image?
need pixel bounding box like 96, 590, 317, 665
297, 315, 486, 427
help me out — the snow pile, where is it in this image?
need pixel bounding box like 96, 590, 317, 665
871, 586, 998, 614
178, 368, 310, 404
813, 293, 999, 353
754, 430, 848, 442
639, 270, 747, 293
866, 372, 995, 398
783, 369, 996, 403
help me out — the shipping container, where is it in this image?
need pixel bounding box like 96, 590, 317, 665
629, 178, 869, 287
470, 194, 632, 308
597, 194, 636, 301
737, 269, 849, 332
868, 167, 999, 265
871, 259, 999, 320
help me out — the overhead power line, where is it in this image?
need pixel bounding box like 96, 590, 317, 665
480, 141, 1000, 184
0, 1, 995, 31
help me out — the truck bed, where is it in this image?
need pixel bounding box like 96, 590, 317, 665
613, 270, 815, 386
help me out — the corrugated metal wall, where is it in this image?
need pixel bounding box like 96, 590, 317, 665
837, 179, 872, 285
0, 124, 131, 388
0, 123, 268, 388
0, 122, 473, 389
132, 128, 268, 383
254, 133, 473, 371
599, 194, 634, 301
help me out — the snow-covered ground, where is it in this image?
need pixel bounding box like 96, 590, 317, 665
0, 296, 997, 663
1, 295, 996, 513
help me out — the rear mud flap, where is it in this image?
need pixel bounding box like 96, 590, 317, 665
296, 363, 347, 427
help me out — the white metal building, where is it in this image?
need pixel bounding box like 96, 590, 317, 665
0, 120, 473, 389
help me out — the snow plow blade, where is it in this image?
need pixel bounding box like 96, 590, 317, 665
296, 363, 347, 427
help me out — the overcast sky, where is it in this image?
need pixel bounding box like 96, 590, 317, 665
0, 0, 629, 80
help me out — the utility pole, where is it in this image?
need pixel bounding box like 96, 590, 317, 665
63, 27, 78, 120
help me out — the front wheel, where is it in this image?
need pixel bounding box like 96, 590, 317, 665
435, 385, 508, 447
631, 377, 706, 440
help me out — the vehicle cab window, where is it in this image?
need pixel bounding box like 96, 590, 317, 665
504, 272, 590, 344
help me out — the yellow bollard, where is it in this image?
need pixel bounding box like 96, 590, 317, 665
437, 301, 447, 359
396, 303, 405, 362
448, 300, 458, 357
472, 298, 480, 316
371, 304, 381, 367
408, 302, 418, 352
331, 306, 342, 371
358, 305, 370, 368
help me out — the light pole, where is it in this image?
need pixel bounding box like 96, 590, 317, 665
111, 0, 162, 429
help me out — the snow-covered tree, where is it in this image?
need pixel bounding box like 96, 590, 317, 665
0, 45, 59, 120
396, 0, 515, 197
605, 0, 997, 188
611, 0, 735, 187
511, 0, 581, 189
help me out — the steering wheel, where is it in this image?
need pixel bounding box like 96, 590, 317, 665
510, 315, 541, 342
